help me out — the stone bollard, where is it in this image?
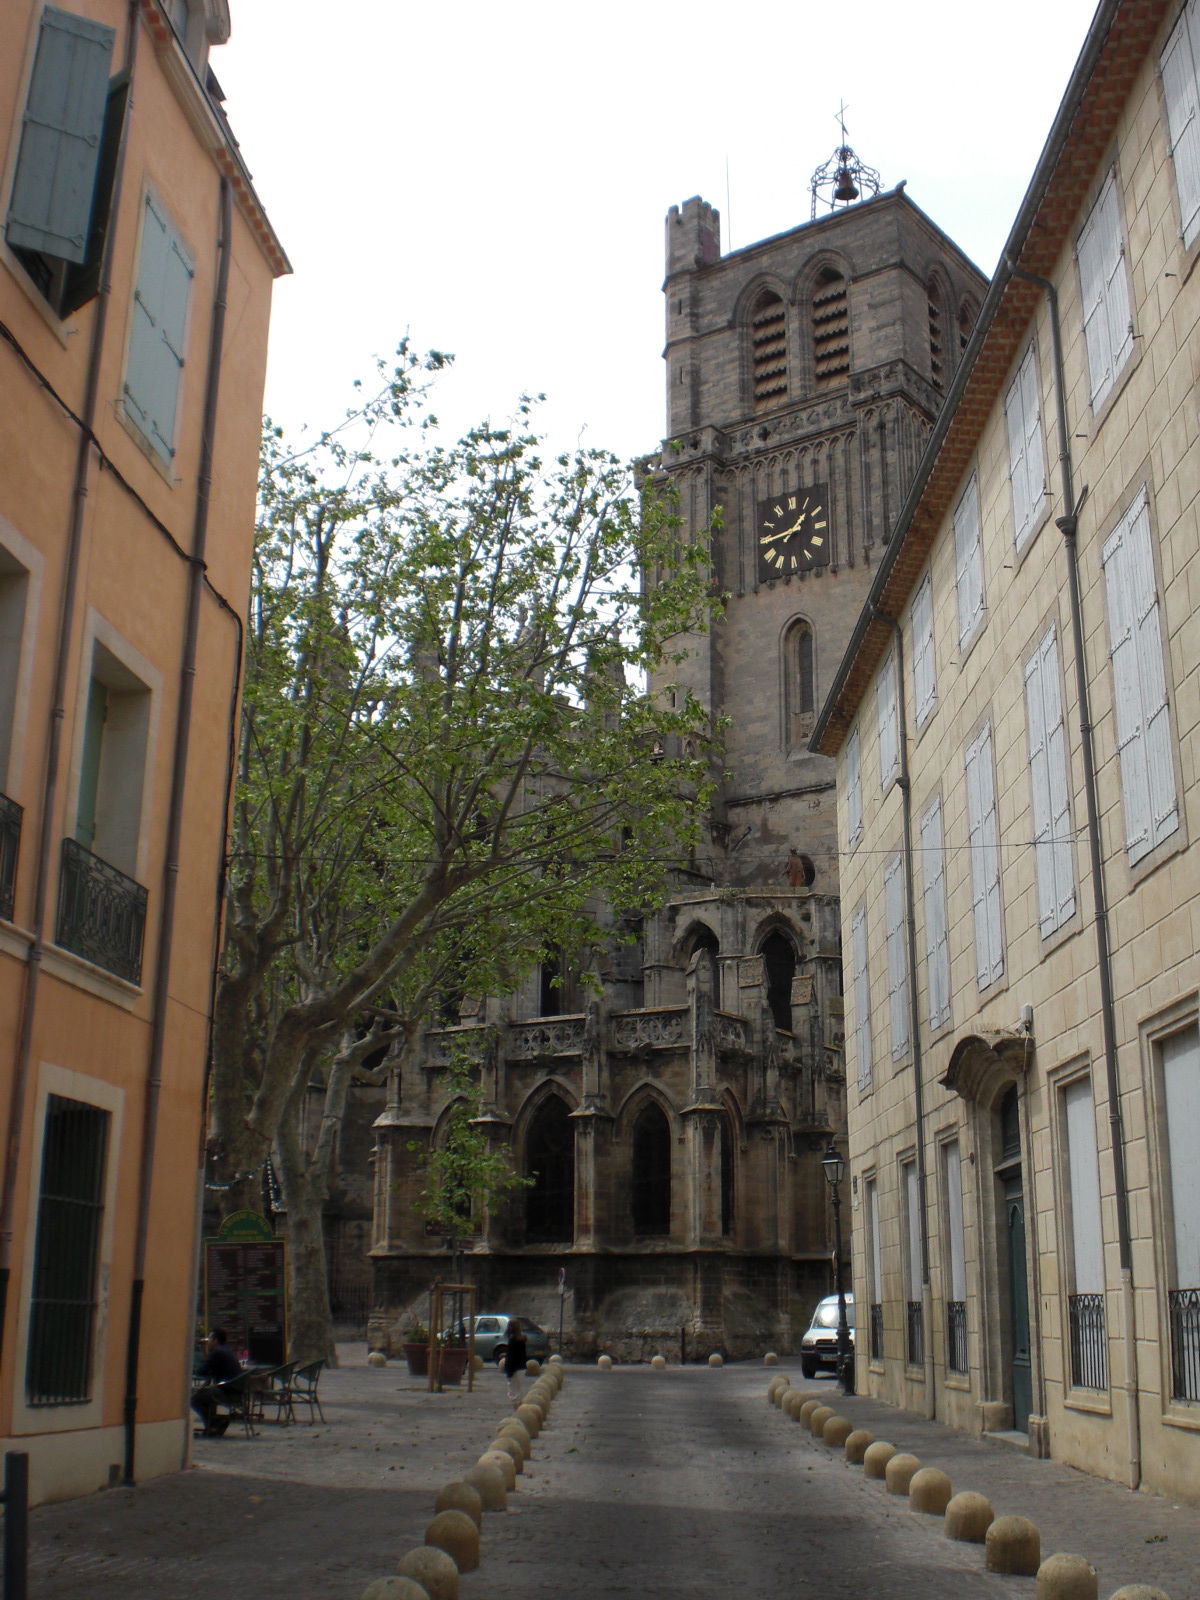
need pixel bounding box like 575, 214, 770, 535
844, 1429, 875, 1464
798, 1398, 823, 1427
986, 1514, 1042, 1576
489, 1437, 523, 1473
945, 1491, 994, 1543
362, 1578, 432, 1600
822, 1415, 854, 1449
808, 1405, 836, 1437
526, 1358, 540, 1374
782, 1391, 807, 1420
425, 1508, 480, 1573
550, 1353, 564, 1365
1107, 1588, 1173, 1599
885, 1453, 922, 1495
909, 1467, 952, 1515
651, 1354, 666, 1370
598, 1354, 613, 1369
768, 1376, 789, 1404
434, 1481, 483, 1526
479, 1449, 516, 1491
764, 1352, 779, 1366
516, 1403, 542, 1437
1036, 1554, 1098, 1600
708, 1352, 724, 1367
462, 1461, 506, 1511
396, 1545, 460, 1600
497, 1423, 532, 1460
367, 1350, 387, 1367
863, 1441, 896, 1479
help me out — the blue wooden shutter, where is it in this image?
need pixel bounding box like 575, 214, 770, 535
125, 194, 193, 459
6, 7, 115, 264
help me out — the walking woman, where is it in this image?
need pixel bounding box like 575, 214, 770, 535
503, 1318, 527, 1404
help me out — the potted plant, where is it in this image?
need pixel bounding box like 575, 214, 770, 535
434, 1327, 469, 1387
401, 1318, 430, 1377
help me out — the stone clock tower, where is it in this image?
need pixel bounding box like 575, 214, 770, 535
369, 171, 985, 1362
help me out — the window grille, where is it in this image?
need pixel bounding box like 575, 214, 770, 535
55, 836, 146, 984
947, 1301, 968, 1373
0, 791, 20, 922
1068, 1292, 1107, 1390
812, 268, 849, 387
751, 291, 788, 410
1168, 1287, 1200, 1401
869, 1301, 884, 1362
906, 1300, 924, 1366
26, 1095, 109, 1405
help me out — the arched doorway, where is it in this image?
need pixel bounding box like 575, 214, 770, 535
525, 1097, 575, 1242
631, 1102, 671, 1236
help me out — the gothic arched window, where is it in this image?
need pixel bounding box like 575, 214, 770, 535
812, 267, 849, 388
750, 289, 788, 411
525, 1096, 575, 1242
783, 619, 816, 750
631, 1102, 672, 1236
761, 930, 797, 1033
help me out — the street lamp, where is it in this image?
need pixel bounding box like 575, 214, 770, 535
821, 1142, 854, 1394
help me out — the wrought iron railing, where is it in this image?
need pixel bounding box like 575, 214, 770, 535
1168, 1287, 1200, 1402
55, 837, 147, 985
869, 1301, 884, 1362
947, 1299, 968, 1373
0, 790, 20, 923
906, 1299, 924, 1366
1068, 1291, 1107, 1390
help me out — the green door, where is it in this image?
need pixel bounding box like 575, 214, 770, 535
1005, 1174, 1032, 1431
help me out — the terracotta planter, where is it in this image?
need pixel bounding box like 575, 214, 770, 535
435, 1347, 468, 1385
402, 1342, 429, 1376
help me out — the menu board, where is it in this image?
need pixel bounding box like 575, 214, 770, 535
203, 1237, 287, 1365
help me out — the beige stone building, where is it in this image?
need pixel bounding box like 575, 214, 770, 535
0, 0, 284, 1502
813, 0, 1200, 1500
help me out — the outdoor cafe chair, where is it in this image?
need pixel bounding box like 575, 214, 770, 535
287, 1359, 326, 1423
214, 1368, 271, 1438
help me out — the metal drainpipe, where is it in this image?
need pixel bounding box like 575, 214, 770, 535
1007, 260, 1140, 1489
871, 607, 935, 1418
0, 0, 140, 1364
122, 173, 233, 1485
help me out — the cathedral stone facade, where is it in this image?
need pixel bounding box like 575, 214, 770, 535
369, 180, 984, 1360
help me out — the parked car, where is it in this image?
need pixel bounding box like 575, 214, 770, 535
800, 1292, 856, 1378
459, 1314, 551, 1365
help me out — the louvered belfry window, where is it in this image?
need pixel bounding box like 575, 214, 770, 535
751, 290, 788, 410
813, 268, 849, 387
928, 282, 945, 390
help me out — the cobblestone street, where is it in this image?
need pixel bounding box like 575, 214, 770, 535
26, 1349, 1200, 1598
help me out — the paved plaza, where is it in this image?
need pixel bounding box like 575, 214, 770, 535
24, 1346, 1200, 1598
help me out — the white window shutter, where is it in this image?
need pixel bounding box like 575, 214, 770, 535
1025, 626, 1075, 935
6, 7, 115, 264
885, 852, 908, 1059
911, 574, 935, 725
846, 727, 863, 847
1021, 347, 1046, 530
852, 903, 872, 1091
921, 797, 951, 1029
1005, 375, 1031, 542
1079, 174, 1133, 408
1162, 2, 1200, 246
965, 724, 1003, 987
954, 475, 983, 646
878, 650, 898, 785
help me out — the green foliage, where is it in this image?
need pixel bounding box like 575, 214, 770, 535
412, 1043, 529, 1235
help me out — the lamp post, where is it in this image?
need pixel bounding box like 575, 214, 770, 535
821, 1142, 854, 1394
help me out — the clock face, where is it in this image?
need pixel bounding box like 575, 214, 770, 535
756, 485, 830, 580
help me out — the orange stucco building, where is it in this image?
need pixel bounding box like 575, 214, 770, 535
0, 0, 285, 1502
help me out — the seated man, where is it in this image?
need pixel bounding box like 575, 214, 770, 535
191, 1328, 241, 1436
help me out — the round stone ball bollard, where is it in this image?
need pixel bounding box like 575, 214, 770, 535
479, 1449, 517, 1491
550, 1352, 564, 1365
885, 1453, 923, 1495
782, 1391, 807, 1420
396, 1545, 460, 1600
497, 1423, 532, 1460
1035, 1554, 1098, 1600
516, 1403, 542, 1437
844, 1429, 874, 1464
651, 1354, 666, 1370
822, 1415, 855, 1449
489, 1437, 523, 1473
909, 1467, 953, 1515
808, 1405, 835, 1437
1107, 1588, 1174, 1600
708, 1352, 724, 1368
462, 1461, 507, 1512
986, 1514, 1042, 1576
764, 1351, 779, 1366
367, 1350, 387, 1368
767, 1376, 789, 1405
362, 1578, 434, 1600
944, 1491, 994, 1543
526, 1358, 540, 1375
798, 1398, 823, 1427
425, 1508, 480, 1573
434, 1481, 483, 1527
598, 1354, 613, 1369
862, 1441, 896, 1479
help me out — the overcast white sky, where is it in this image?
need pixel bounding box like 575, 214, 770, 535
215, 0, 1099, 462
